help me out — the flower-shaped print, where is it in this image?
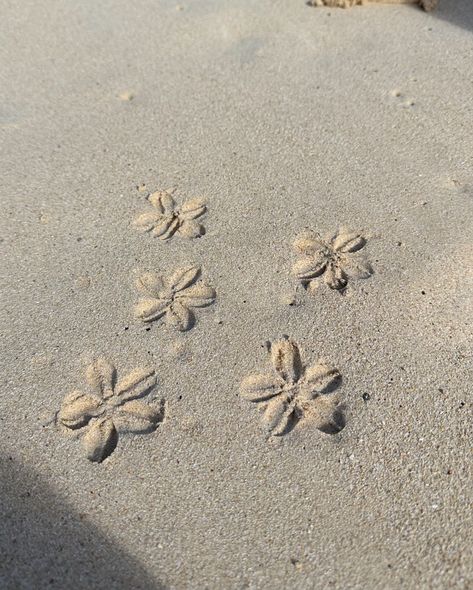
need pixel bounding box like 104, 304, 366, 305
240, 337, 344, 436
292, 227, 373, 291
134, 188, 206, 240
58, 359, 163, 462
134, 265, 216, 332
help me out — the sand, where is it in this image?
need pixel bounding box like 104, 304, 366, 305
1, 0, 473, 588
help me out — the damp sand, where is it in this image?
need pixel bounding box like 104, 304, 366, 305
1, 0, 473, 588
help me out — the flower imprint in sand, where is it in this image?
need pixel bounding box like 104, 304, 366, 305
134, 188, 206, 240
134, 265, 216, 332
58, 359, 163, 462
240, 337, 344, 436
292, 227, 373, 292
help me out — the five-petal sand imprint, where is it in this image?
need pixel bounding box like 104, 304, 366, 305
240, 337, 344, 436
292, 227, 373, 292
58, 358, 164, 462
134, 189, 207, 240
134, 265, 216, 332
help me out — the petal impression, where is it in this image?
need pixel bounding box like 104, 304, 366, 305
135, 272, 165, 297
263, 397, 295, 436
134, 298, 169, 322
149, 190, 175, 213
153, 216, 179, 240
115, 368, 157, 402
179, 198, 206, 220
271, 338, 302, 384
59, 391, 101, 429
177, 282, 215, 307
177, 219, 204, 239
332, 230, 366, 253
304, 362, 341, 397
324, 264, 347, 290
293, 232, 325, 256
240, 374, 283, 402
133, 211, 161, 232
292, 255, 327, 280
169, 265, 200, 292
82, 418, 118, 463
114, 400, 161, 433
166, 301, 193, 331
341, 253, 373, 280
86, 358, 116, 399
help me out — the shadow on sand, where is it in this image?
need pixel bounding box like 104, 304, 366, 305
0, 456, 165, 590
434, 0, 473, 33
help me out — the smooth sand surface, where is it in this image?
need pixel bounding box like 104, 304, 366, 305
1, 0, 473, 588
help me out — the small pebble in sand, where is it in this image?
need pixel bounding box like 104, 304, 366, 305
118, 91, 134, 101
75, 275, 91, 290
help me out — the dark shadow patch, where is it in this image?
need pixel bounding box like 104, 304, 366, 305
317, 405, 346, 435
187, 309, 196, 331
95, 423, 119, 463
433, 0, 473, 33
0, 456, 165, 589
319, 373, 343, 395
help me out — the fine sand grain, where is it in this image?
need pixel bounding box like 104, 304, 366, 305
1, 0, 472, 588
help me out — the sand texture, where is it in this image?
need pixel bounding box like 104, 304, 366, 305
1, 0, 473, 588
307, 0, 438, 12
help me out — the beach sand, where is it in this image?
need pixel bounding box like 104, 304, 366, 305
1, 0, 472, 588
